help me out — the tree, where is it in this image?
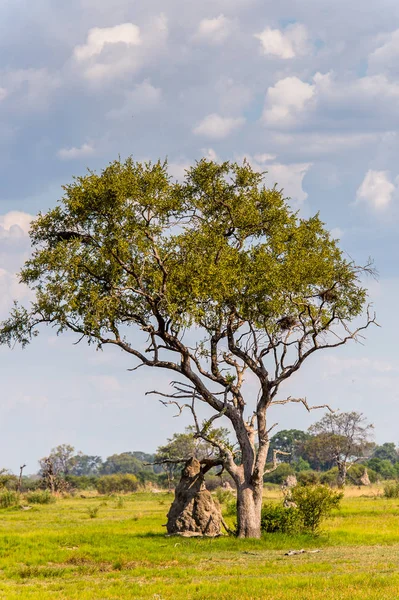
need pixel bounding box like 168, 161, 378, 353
0, 158, 376, 538
269, 429, 310, 464
154, 426, 231, 489
372, 443, 398, 464
69, 454, 103, 476
308, 412, 374, 486
39, 444, 76, 477
101, 452, 145, 475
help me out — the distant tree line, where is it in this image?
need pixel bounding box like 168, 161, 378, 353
1, 411, 398, 493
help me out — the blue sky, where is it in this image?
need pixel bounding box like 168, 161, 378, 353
1, 0, 399, 472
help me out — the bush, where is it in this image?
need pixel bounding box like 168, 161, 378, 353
0, 489, 19, 508
297, 470, 320, 486
383, 481, 399, 498
25, 490, 55, 504
87, 506, 99, 518
95, 474, 139, 495
291, 484, 343, 534
261, 503, 301, 534
263, 463, 295, 484
65, 475, 98, 490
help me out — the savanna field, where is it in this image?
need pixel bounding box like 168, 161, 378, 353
1, 487, 399, 600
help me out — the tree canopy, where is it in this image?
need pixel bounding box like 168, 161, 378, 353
0, 158, 376, 537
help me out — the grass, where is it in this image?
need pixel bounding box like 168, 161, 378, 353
0, 486, 399, 598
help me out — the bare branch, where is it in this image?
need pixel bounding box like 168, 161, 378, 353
264, 450, 291, 475
271, 396, 335, 413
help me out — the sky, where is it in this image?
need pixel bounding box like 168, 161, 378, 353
1, 0, 399, 472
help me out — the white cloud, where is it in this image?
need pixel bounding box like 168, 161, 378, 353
74, 23, 141, 61
194, 15, 234, 44
255, 23, 309, 59
73, 16, 168, 83
239, 154, 311, 204
0, 68, 60, 111
356, 170, 395, 211
168, 161, 190, 182
368, 29, 399, 74
57, 143, 95, 160
271, 131, 382, 156
107, 80, 161, 118
330, 227, 344, 239
201, 148, 218, 161
193, 113, 245, 139
262, 76, 315, 126
215, 77, 252, 115
254, 153, 276, 162
0, 211, 33, 238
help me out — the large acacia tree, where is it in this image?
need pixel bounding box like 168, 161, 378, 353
0, 158, 376, 538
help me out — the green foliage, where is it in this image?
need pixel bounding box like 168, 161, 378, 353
372, 443, 398, 464
291, 484, 343, 534
86, 506, 100, 518
269, 429, 311, 464
293, 457, 311, 472
383, 481, 399, 498
0, 470, 18, 490
0, 489, 19, 508
0, 157, 367, 365
214, 487, 235, 506
26, 490, 55, 504
263, 463, 295, 484
101, 453, 145, 475
297, 470, 321, 486
261, 503, 301, 534
65, 475, 98, 490
95, 474, 139, 495
367, 458, 396, 479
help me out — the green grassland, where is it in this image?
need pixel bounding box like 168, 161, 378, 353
1, 488, 399, 599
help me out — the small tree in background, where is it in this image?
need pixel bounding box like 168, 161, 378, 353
154, 426, 230, 490
308, 412, 374, 486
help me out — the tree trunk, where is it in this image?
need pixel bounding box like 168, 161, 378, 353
337, 463, 347, 487
236, 482, 263, 538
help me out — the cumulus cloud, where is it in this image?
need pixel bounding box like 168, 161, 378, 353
262, 76, 315, 127
356, 170, 395, 210
0, 68, 60, 111
194, 14, 235, 44
238, 154, 311, 204
57, 143, 95, 160
74, 23, 142, 61
255, 23, 309, 59
107, 80, 162, 118
73, 16, 168, 83
368, 29, 399, 75
0, 211, 33, 238
262, 71, 399, 131
193, 113, 245, 139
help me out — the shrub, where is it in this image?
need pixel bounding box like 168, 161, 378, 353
65, 475, 98, 490
87, 506, 99, 518
297, 470, 320, 486
95, 474, 139, 495
291, 484, 343, 534
214, 488, 235, 505
261, 503, 301, 534
383, 481, 399, 498
263, 463, 295, 484
25, 490, 55, 504
0, 489, 19, 508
